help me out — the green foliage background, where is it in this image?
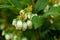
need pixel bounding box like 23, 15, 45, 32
0, 0, 60, 40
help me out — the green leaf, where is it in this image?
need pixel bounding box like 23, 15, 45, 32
43, 6, 60, 30
34, 0, 48, 13
43, 6, 60, 18
0, 5, 13, 8
8, 0, 22, 9
32, 16, 44, 29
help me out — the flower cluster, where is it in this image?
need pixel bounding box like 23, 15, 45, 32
12, 10, 37, 31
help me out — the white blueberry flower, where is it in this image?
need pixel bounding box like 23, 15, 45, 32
20, 10, 25, 15
32, 14, 37, 18
12, 19, 17, 26
16, 20, 22, 30
2, 30, 5, 36
53, 4, 59, 7
49, 19, 53, 24
5, 34, 11, 40
27, 13, 31, 19
50, 15, 54, 18
22, 22, 27, 31
27, 20, 32, 29
44, 5, 49, 12
22, 37, 28, 40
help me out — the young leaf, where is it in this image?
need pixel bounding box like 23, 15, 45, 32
34, 0, 48, 13
32, 16, 44, 29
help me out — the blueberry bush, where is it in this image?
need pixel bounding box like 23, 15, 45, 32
0, 0, 60, 40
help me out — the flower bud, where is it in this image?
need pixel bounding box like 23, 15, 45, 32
12, 19, 17, 26
53, 4, 59, 7
49, 19, 53, 24
44, 5, 49, 12
19, 10, 25, 15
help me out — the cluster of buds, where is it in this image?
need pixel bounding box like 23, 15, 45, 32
12, 10, 37, 31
